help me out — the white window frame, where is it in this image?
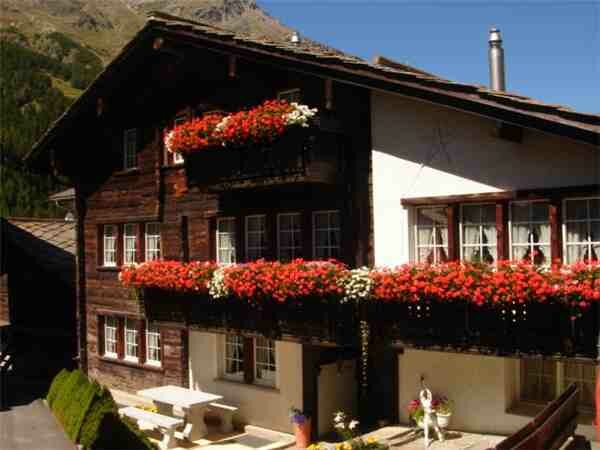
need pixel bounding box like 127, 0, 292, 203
103, 316, 118, 358
277, 213, 302, 261
508, 200, 551, 266
313, 210, 341, 259
459, 203, 497, 264
145, 223, 161, 262
515, 359, 596, 415
145, 321, 161, 367
414, 206, 449, 264
563, 197, 600, 264
216, 217, 237, 264
172, 116, 186, 165
223, 334, 245, 381
123, 128, 137, 170
123, 224, 137, 265
103, 225, 117, 267
124, 318, 139, 363
254, 337, 277, 387
245, 215, 267, 261
277, 88, 301, 103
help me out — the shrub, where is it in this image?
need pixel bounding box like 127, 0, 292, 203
46, 368, 69, 408
51, 369, 88, 424
63, 379, 102, 441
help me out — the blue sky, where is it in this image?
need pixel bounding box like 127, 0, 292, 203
260, 0, 600, 114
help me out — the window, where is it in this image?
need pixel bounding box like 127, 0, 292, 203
278, 213, 302, 261
277, 89, 301, 103
460, 204, 497, 264
563, 198, 600, 264
415, 207, 448, 264
509, 201, 550, 266
123, 128, 137, 169
172, 116, 186, 165
104, 316, 118, 358
146, 321, 161, 366
254, 336, 276, 387
103, 225, 117, 267
222, 334, 277, 387
145, 223, 161, 261
313, 211, 341, 259
519, 359, 595, 412
245, 215, 267, 261
217, 218, 236, 264
124, 318, 139, 362
123, 224, 137, 265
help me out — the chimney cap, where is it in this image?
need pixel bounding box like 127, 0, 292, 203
489, 27, 502, 44
290, 31, 300, 45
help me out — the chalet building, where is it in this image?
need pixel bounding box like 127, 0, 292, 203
27, 12, 599, 440
0, 217, 77, 396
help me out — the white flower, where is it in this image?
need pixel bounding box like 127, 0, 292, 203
284, 103, 318, 128
208, 266, 230, 299
333, 411, 345, 424
164, 130, 176, 154
348, 420, 359, 430
334, 422, 345, 430
340, 267, 373, 303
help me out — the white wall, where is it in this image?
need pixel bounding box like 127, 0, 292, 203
317, 360, 357, 436
188, 331, 304, 433
371, 91, 600, 267
398, 349, 596, 441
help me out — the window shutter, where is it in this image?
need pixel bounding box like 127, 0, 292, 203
138, 223, 145, 263
98, 316, 105, 356
97, 225, 104, 267
117, 224, 124, 267
549, 202, 561, 262
181, 216, 190, 262
117, 317, 125, 359
243, 337, 254, 384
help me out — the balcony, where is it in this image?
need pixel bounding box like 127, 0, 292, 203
184, 127, 344, 191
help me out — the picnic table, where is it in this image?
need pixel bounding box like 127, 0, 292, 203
138, 385, 223, 441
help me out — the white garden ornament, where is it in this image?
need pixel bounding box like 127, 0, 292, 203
419, 388, 444, 448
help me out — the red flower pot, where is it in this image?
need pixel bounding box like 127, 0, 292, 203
293, 418, 311, 448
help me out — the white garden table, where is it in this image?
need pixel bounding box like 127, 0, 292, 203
137, 385, 223, 441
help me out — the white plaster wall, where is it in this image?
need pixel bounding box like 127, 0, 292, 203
371, 91, 600, 267
317, 360, 357, 436
188, 331, 303, 432
398, 349, 595, 441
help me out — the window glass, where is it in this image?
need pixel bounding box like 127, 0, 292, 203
104, 316, 118, 357
255, 337, 276, 387
461, 204, 497, 264
277, 89, 301, 103
278, 213, 302, 261
123, 224, 137, 265
245, 215, 267, 261
145, 223, 161, 261
224, 334, 244, 380
123, 129, 137, 169
217, 218, 236, 264
313, 211, 341, 259
510, 202, 550, 265
564, 198, 600, 263
124, 318, 139, 362
103, 225, 117, 267
415, 207, 448, 264
146, 322, 161, 365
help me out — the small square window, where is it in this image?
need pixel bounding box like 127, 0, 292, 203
123, 224, 137, 265
313, 211, 340, 259
224, 334, 244, 381
146, 321, 161, 366
103, 225, 117, 267
217, 218, 236, 264
104, 316, 118, 358
145, 223, 161, 261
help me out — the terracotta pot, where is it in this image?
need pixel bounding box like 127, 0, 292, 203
294, 418, 312, 448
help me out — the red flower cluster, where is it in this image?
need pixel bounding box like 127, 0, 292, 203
370, 260, 600, 308
221, 259, 347, 303
120, 260, 218, 294
165, 100, 302, 155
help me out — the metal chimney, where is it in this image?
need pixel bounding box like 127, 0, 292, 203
488, 27, 506, 91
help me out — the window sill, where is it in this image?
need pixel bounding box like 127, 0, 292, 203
97, 266, 120, 272
214, 377, 279, 393
114, 168, 140, 176
507, 402, 594, 425
99, 356, 164, 373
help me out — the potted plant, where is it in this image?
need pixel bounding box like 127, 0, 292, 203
290, 407, 311, 448
332, 411, 389, 450
407, 395, 452, 429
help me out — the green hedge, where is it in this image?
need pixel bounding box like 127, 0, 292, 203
46, 370, 156, 450
46, 368, 69, 408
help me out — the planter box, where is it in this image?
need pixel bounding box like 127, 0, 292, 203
184, 128, 344, 190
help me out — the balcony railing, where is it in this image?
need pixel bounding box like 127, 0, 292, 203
184, 127, 344, 190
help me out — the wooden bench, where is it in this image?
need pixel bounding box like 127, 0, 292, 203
490, 383, 589, 450
119, 406, 184, 450
209, 402, 238, 433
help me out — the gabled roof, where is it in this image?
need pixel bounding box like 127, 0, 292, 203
27, 11, 599, 163
3, 218, 75, 284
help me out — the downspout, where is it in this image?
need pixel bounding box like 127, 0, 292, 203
75, 185, 87, 373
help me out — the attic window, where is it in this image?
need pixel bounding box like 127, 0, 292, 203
277, 89, 301, 104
